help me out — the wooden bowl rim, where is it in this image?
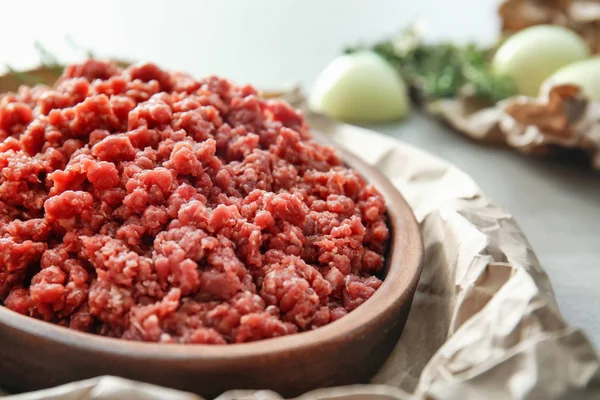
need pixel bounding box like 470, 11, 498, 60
0, 129, 423, 365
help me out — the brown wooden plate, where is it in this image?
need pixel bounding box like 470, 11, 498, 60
0, 66, 423, 399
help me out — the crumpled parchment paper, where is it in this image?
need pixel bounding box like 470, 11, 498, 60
429, 83, 600, 169
2, 111, 598, 399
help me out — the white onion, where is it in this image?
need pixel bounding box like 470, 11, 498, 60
309, 51, 410, 123
543, 58, 600, 102
492, 25, 590, 97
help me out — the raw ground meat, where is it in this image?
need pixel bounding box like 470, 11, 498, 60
0, 60, 389, 344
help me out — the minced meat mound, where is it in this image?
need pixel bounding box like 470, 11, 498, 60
0, 60, 389, 344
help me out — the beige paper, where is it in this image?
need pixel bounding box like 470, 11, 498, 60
2, 111, 598, 399
428, 84, 600, 170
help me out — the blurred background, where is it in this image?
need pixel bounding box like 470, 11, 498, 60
1, 0, 598, 347
0, 0, 500, 88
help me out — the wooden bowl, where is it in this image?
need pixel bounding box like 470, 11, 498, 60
0, 68, 423, 399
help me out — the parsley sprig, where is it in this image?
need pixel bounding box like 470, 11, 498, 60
345, 29, 517, 104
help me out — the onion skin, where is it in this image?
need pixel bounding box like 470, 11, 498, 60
543, 58, 600, 102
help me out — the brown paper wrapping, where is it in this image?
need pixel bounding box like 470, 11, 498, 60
2, 112, 598, 399
428, 84, 600, 169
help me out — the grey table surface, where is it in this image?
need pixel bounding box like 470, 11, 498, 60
1, 0, 598, 347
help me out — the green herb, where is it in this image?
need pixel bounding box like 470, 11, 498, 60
345, 28, 517, 104
5, 65, 47, 86
33, 41, 65, 75
4, 39, 99, 88
65, 35, 96, 59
